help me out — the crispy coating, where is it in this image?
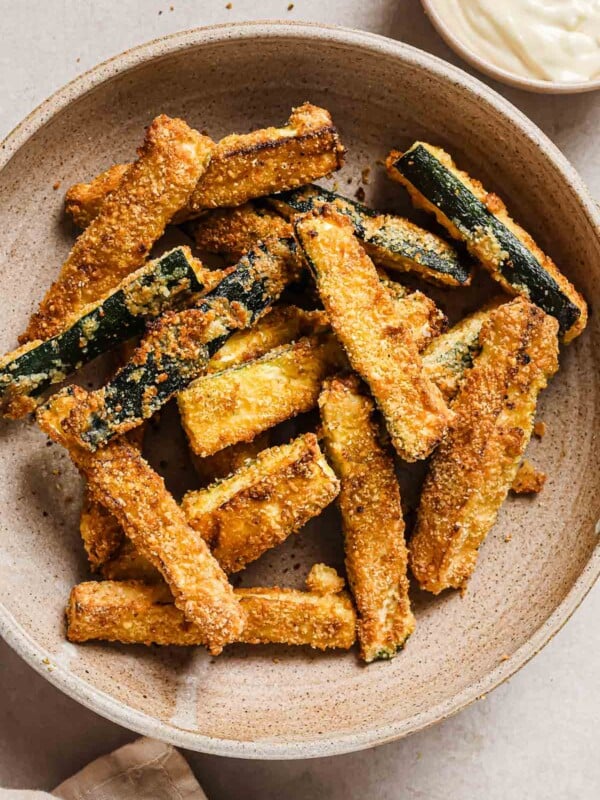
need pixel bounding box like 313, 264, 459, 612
387, 143, 588, 342
206, 304, 328, 373
270, 183, 470, 287
101, 539, 162, 583
24, 117, 213, 343
65, 104, 345, 227
37, 388, 244, 654
190, 202, 448, 351
192, 203, 294, 261
422, 300, 503, 402
65, 163, 129, 228
295, 208, 453, 462
182, 432, 339, 573
511, 459, 546, 494
319, 375, 414, 662
191, 434, 271, 486
106, 433, 338, 579
178, 334, 346, 458
79, 493, 124, 571
67, 570, 357, 651
64, 241, 297, 450
410, 297, 559, 594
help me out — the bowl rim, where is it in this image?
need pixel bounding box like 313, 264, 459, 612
420, 0, 600, 95
1, 19, 599, 760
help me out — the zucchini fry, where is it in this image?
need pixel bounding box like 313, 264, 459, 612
191, 434, 271, 486
0, 248, 215, 419
295, 207, 453, 462
319, 375, 414, 662
37, 388, 244, 654
207, 304, 328, 373
24, 117, 213, 342
79, 496, 124, 571
67, 567, 357, 650
178, 334, 346, 458
270, 183, 471, 287
190, 201, 447, 352
63, 238, 297, 450
179, 287, 445, 459
79, 345, 147, 570
182, 433, 339, 573
421, 300, 502, 402
106, 433, 339, 577
65, 104, 345, 227
192, 203, 293, 261
387, 143, 588, 342
410, 297, 559, 594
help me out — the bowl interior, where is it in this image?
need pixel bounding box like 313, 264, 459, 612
0, 25, 599, 757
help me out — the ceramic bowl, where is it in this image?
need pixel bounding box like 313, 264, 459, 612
0, 22, 599, 759
421, 0, 600, 94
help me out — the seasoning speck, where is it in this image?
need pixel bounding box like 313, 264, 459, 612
355, 186, 366, 202
52, 180, 61, 190
287, 2, 295, 9
225, 2, 232, 7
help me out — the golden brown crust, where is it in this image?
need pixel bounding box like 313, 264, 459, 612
421, 299, 503, 402
511, 459, 546, 494
79, 491, 124, 570
65, 163, 129, 228
65, 103, 344, 227
37, 387, 244, 654
67, 573, 357, 651
387, 143, 588, 343
24, 117, 213, 343
410, 298, 559, 594
191, 433, 271, 486
206, 304, 328, 373
182, 432, 339, 573
192, 203, 294, 261
319, 375, 414, 661
295, 208, 453, 462
178, 333, 346, 458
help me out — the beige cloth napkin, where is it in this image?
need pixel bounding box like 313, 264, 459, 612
0, 738, 208, 800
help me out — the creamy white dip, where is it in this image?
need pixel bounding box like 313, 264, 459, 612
430, 0, 600, 83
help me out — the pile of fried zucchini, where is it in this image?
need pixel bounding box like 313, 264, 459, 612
2, 105, 587, 662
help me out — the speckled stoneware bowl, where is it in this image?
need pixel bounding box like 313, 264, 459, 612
0, 22, 599, 759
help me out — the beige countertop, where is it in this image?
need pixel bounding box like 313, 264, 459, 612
0, 1, 598, 797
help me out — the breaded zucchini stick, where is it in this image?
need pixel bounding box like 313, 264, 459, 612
179, 285, 445, 459
105, 432, 339, 578
319, 375, 414, 661
62, 238, 297, 450
182, 432, 339, 573
24, 117, 213, 342
295, 207, 453, 462
178, 334, 346, 458
67, 566, 357, 651
421, 300, 502, 402
37, 388, 244, 654
270, 183, 471, 287
410, 297, 559, 594
191, 433, 271, 486
65, 104, 345, 227
192, 203, 293, 261
387, 143, 587, 342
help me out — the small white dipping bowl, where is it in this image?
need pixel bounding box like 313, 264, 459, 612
421, 0, 600, 94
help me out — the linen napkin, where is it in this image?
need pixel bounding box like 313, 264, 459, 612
0, 737, 208, 800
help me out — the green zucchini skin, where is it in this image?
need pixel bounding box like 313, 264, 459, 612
268, 184, 471, 287
0, 248, 205, 413
391, 145, 581, 336
74, 238, 297, 450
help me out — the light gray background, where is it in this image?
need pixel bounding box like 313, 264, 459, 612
0, 1, 598, 797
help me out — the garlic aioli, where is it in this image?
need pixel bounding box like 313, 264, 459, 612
431, 0, 600, 83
